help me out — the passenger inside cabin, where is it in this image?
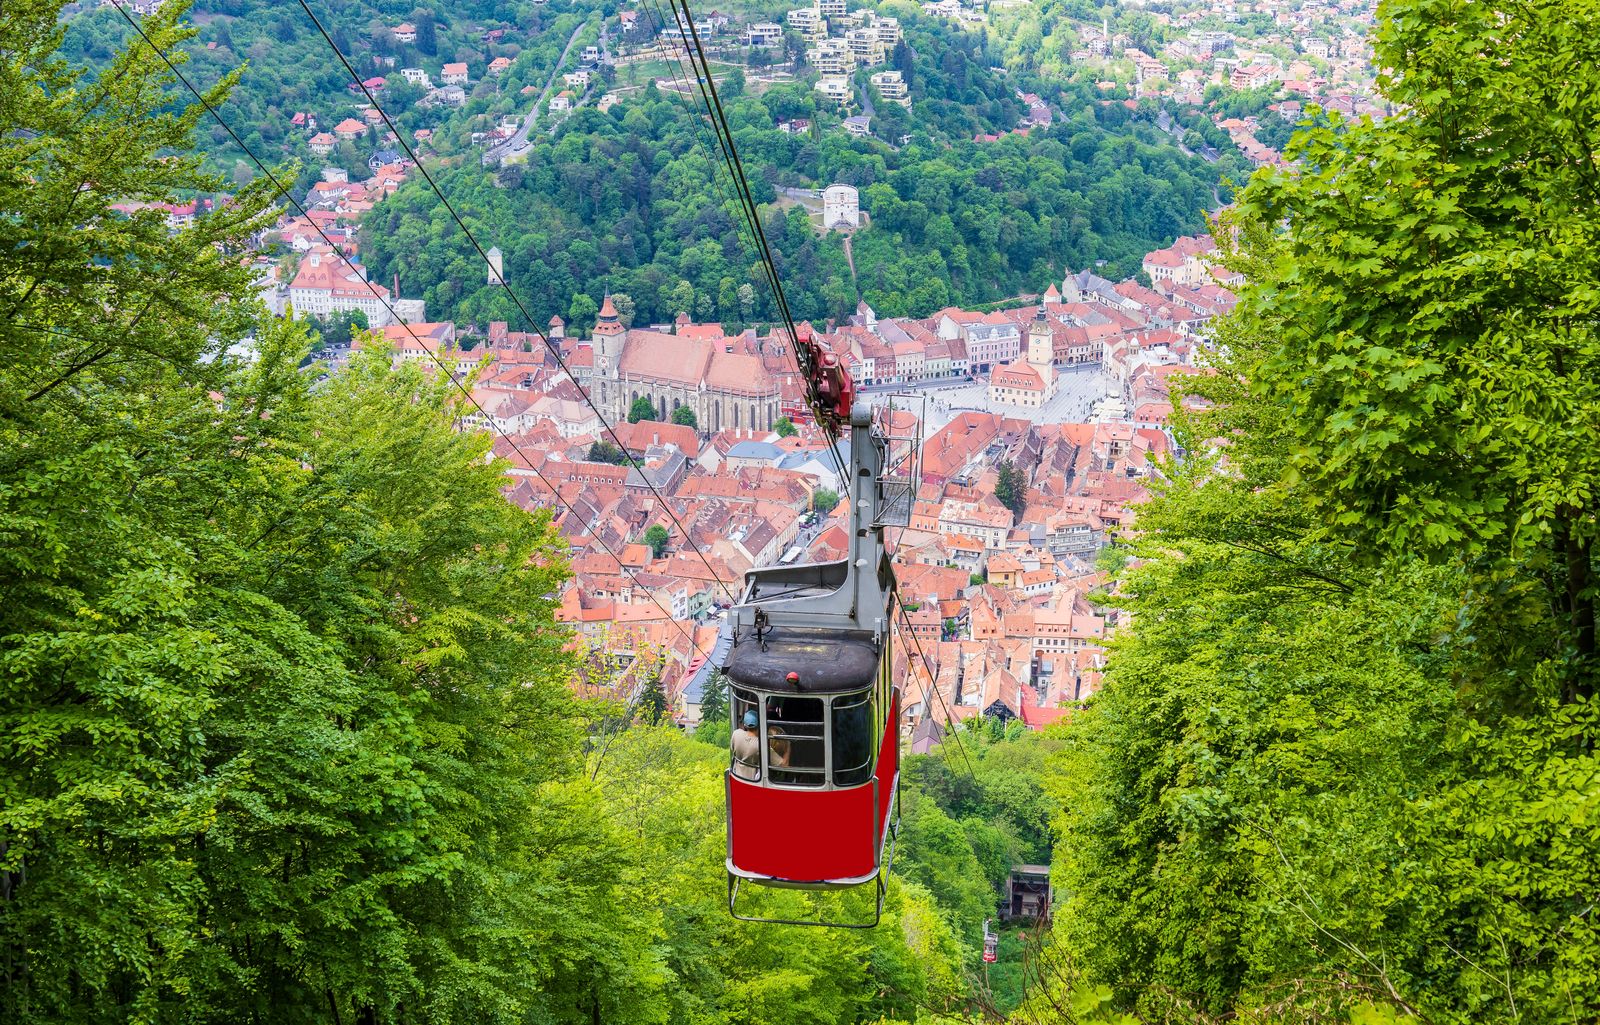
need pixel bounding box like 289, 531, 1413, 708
731, 709, 761, 780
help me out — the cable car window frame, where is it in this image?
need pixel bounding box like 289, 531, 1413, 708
830, 689, 874, 786
730, 684, 762, 782
765, 694, 827, 787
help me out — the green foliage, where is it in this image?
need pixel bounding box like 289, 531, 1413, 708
643, 522, 670, 558
774, 415, 798, 437
811, 487, 840, 514
993, 460, 1026, 516
306, 307, 368, 350
628, 395, 658, 423
1220, 0, 1600, 700
697, 669, 728, 738
897, 729, 1061, 958
894, 786, 998, 946
1047, 4, 1600, 1021
588, 439, 629, 464
362, 72, 1225, 329
0, 13, 978, 1023
671, 404, 698, 429
568, 292, 600, 335
638, 673, 667, 726
0, 19, 586, 1008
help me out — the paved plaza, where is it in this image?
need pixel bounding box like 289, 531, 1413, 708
863, 363, 1113, 436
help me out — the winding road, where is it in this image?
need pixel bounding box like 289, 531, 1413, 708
483, 18, 593, 166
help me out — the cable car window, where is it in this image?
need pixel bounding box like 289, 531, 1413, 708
766, 695, 825, 787
730, 685, 761, 781
831, 690, 873, 786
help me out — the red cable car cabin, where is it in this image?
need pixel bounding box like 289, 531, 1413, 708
719, 402, 901, 927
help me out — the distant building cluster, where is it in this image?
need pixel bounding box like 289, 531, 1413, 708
287, 223, 1240, 735
790, 1, 904, 111
1069, 0, 1383, 165
251, 161, 426, 327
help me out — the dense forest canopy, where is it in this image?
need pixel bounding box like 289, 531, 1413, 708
362, 79, 1223, 330
59, 0, 1233, 329
1040, 0, 1600, 1021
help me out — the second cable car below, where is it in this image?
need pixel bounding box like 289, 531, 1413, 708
718, 400, 901, 927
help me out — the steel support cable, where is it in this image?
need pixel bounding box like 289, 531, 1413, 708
631, 0, 836, 471
656, 0, 836, 445
633, 0, 768, 298
648, 0, 841, 469
659, 2, 792, 342
896, 597, 977, 778
666, 0, 852, 483
629, 0, 839, 484
671, 1, 800, 343
293, 0, 741, 608
111, 6, 713, 664
671, 12, 948, 799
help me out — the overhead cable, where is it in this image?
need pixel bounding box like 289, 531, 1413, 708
111, 5, 715, 665
294, 0, 742, 606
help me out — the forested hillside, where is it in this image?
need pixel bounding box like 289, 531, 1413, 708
60, 0, 603, 188
58, 0, 1227, 327
1035, 1, 1600, 1022
361, 78, 1220, 329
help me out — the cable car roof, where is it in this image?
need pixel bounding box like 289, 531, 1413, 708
724, 627, 879, 694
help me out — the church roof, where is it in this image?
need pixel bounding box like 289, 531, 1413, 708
613, 328, 777, 395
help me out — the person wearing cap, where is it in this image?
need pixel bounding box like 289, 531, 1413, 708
731, 708, 762, 780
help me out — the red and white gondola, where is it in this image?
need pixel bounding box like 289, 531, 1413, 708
717, 400, 901, 927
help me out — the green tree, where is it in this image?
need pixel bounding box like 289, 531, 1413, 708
413, 10, 436, 55
697, 670, 728, 737
643, 523, 670, 558
1047, 4, 1600, 1020
671, 405, 698, 430
610, 291, 636, 327
0, 10, 592, 1018
774, 415, 798, 437
568, 292, 599, 335
628, 396, 658, 423
993, 460, 1026, 517
811, 488, 840, 514
638, 673, 667, 726
308, 308, 369, 350
667, 279, 695, 317
588, 440, 630, 464
1219, 0, 1600, 703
